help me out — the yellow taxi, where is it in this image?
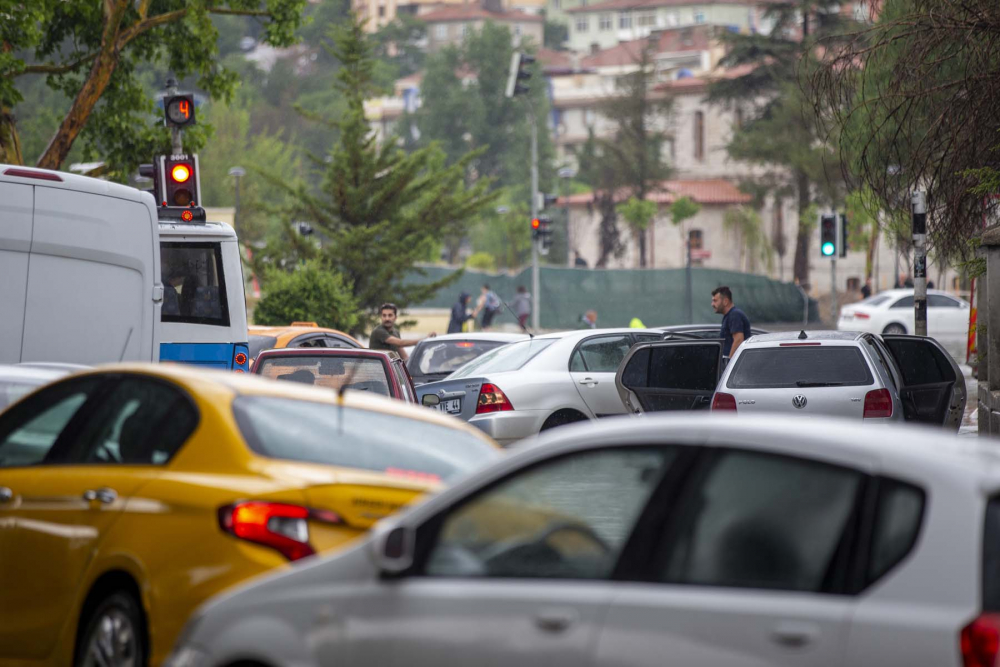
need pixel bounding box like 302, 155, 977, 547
248, 322, 362, 361
0, 364, 499, 666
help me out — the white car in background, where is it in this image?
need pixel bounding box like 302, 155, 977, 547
837, 289, 970, 359
0, 363, 88, 411
170, 415, 999, 667
414, 328, 662, 446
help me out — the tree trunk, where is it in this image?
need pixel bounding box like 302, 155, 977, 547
866, 224, 879, 281
792, 170, 811, 289
596, 193, 619, 268
0, 107, 23, 165
637, 229, 647, 268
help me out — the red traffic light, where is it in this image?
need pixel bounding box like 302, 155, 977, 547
170, 163, 192, 183
531, 218, 541, 229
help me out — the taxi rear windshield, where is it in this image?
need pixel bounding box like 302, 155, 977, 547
232, 396, 499, 483
727, 346, 874, 389
256, 355, 392, 396
161, 242, 230, 327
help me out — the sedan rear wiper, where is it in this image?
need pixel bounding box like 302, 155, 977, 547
795, 381, 845, 387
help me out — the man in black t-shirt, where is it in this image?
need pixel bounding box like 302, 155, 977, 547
712, 286, 752, 360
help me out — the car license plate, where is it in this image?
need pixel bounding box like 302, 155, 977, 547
438, 398, 461, 414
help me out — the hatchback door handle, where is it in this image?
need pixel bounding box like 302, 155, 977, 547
770, 621, 819, 648
534, 608, 577, 633
578, 378, 599, 386
83, 488, 117, 504
0, 487, 12, 503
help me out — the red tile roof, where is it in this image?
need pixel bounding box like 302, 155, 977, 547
420, 5, 543, 22
581, 26, 713, 68
559, 179, 752, 206
566, 0, 768, 14
538, 47, 574, 70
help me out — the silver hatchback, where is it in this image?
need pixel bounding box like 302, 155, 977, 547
616, 330, 966, 428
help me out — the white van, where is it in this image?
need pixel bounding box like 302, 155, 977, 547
0, 166, 162, 365
0, 165, 249, 370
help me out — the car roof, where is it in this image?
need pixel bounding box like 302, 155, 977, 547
873, 288, 966, 300
417, 332, 529, 343
158, 220, 237, 239
747, 330, 863, 344
535, 327, 659, 341
254, 348, 393, 361
65, 363, 492, 441
1, 164, 146, 203
0, 364, 73, 383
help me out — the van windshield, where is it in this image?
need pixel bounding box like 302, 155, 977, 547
161, 242, 230, 327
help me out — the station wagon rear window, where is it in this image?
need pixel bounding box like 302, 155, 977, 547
727, 346, 874, 389
160, 242, 230, 327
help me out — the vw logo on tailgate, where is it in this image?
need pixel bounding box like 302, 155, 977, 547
792, 395, 808, 409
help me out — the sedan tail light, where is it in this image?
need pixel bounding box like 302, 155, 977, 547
476, 383, 514, 414
854, 312, 871, 320
863, 388, 893, 418
961, 613, 1000, 667
711, 392, 737, 412
218, 501, 341, 561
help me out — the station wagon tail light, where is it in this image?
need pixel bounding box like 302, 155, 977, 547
711, 392, 737, 411
961, 613, 1000, 667
218, 501, 341, 561
863, 388, 893, 418
477, 383, 513, 413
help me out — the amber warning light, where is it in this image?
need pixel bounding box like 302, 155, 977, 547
171, 163, 192, 183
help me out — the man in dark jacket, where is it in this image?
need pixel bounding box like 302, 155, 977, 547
448, 292, 474, 334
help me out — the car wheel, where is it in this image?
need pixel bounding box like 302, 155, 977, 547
540, 410, 587, 431
883, 323, 907, 335
76, 591, 145, 667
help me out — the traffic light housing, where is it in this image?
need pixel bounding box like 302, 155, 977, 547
505, 52, 535, 98
839, 213, 849, 258
138, 162, 159, 200
158, 154, 201, 207
820, 213, 837, 258
164, 94, 196, 128
532, 216, 553, 255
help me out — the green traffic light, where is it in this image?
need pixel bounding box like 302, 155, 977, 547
821, 242, 835, 256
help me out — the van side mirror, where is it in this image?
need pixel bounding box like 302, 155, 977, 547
371, 523, 416, 574
422, 394, 441, 408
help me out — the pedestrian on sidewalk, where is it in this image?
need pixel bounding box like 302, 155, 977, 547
447, 292, 474, 334
479, 284, 502, 330
578, 310, 598, 329
712, 286, 751, 361
369, 303, 432, 361
861, 277, 872, 299
512, 285, 531, 329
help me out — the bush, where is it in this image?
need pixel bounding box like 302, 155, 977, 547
465, 251, 498, 273
254, 260, 359, 332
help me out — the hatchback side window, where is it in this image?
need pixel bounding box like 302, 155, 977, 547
62, 377, 198, 465
867, 478, 924, 584
423, 447, 677, 580
577, 336, 632, 373
661, 450, 862, 592
0, 378, 102, 468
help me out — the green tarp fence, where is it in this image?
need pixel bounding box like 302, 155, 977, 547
406, 266, 819, 330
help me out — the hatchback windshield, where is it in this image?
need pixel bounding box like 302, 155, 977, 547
728, 346, 874, 389
409, 340, 509, 377
255, 355, 392, 396
232, 397, 499, 482
448, 339, 556, 378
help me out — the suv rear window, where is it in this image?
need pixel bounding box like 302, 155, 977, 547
232, 396, 499, 482
727, 346, 874, 389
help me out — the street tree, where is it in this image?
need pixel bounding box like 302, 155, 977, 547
262, 15, 499, 331
1, 0, 306, 173
575, 129, 626, 267
254, 259, 360, 332
708, 1, 852, 288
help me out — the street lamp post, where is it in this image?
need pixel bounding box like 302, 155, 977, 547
228, 166, 246, 237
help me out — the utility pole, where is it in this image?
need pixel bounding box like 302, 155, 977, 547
912, 190, 928, 336
530, 108, 540, 330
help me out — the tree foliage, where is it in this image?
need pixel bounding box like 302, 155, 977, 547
2, 0, 307, 175
254, 259, 359, 331
261, 14, 499, 332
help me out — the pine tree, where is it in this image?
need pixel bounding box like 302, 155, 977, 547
264, 15, 499, 331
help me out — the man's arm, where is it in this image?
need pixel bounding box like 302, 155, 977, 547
384, 333, 435, 349
730, 331, 745, 357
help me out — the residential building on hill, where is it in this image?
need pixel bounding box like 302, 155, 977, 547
420, 3, 544, 51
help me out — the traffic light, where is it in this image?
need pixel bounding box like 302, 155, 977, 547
505, 52, 535, 98
164, 94, 196, 128
158, 154, 201, 207
532, 216, 553, 255
839, 213, 849, 258
138, 162, 159, 200
820, 213, 837, 258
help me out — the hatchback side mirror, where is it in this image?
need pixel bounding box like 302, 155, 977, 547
371, 523, 416, 574
421, 394, 441, 408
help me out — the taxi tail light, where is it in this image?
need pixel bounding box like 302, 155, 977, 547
476, 383, 513, 414
961, 613, 1000, 667
218, 501, 341, 561
711, 392, 737, 412
863, 388, 893, 419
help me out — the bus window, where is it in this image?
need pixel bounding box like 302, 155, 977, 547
161, 242, 230, 327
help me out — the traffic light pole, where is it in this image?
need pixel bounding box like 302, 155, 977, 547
912, 191, 928, 336
165, 78, 184, 155
530, 107, 540, 331
830, 257, 838, 325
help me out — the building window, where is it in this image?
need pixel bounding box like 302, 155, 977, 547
378, 5, 386, 16
734, 106, 744, 129
694, 10, 706, 24
689, 229, 703, 250
576, 16, 589, 32
599, 13, 612, 30
619, 12, 632, 28
667, 11, 679, 26
514, 24, 522, 37
584, 108, 596, 128
553, 0, 561, 8
637, 12, 655, 26
434, 24, 447, 39
694, 110, 704, 160
460, 24, 469, 38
